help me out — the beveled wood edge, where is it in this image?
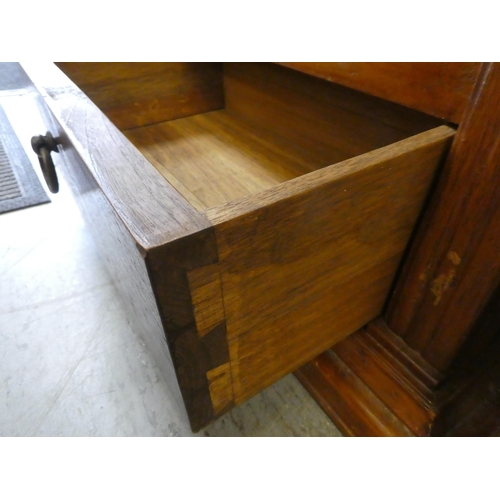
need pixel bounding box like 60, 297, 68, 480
295, 350, 416, 437
20, 61, 211, 251
296, 316, 500, 436
295, 317, 440, 436
204, 126, 455, 225
367, 318, 443, 389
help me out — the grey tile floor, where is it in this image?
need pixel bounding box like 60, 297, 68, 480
0, 75, 341, 437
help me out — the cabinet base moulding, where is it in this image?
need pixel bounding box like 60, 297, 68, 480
295, 318, 449, 436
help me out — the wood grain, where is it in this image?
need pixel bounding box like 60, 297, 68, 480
146, 233, 234, 431
297, 306, 500, 436
224, 63, 441, 166
30, 90, 188, 417
367, 318, 442, 389
333, 323, 436, 435
23, 61, 469, 432
124, 60, 445, 212
187, 264, 225, 338
385, 63, 500, 371
207, 126, 454, 404
123, 63, 443, 213
296, 319, 442, 436
21, 62, 210, 250
124, 109, 328, 210
55, 62, 225, 130
278, 62, 481, 123
206, 362, 234, 415
296, 350, 414, 437
22, 62, 233, 430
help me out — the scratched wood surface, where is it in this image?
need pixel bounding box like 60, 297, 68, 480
385, 64, 500, 372
292, 63, 500, 437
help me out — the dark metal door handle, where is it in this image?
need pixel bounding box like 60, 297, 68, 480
31, 132, 60, 193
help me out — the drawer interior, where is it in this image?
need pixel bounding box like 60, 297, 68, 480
43, 62, 455, 430
56, 62, 444, 211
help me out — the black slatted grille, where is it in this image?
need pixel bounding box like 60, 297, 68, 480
0, 141, 22, 201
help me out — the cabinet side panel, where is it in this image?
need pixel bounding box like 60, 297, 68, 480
385, 63, 500, 371
207, 127, 454, 404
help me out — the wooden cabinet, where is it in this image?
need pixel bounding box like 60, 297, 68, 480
293, 63, 500, 436
21, 62, 496, 435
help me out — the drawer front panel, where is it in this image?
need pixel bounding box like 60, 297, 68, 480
22, 63, 233, 430
20, 62, 210, 250
34, 98, 189, 415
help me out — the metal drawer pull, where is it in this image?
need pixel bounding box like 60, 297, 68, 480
31, 132, 60, 193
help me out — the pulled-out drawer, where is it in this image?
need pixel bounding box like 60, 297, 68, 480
21, 62, 454, 430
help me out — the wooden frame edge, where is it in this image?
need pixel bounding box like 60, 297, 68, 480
145, 229, 234, 432
295, 318, 441, 436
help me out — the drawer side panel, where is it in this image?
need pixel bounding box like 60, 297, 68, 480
207, 127, 455, 405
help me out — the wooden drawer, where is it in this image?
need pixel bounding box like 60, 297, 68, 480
21, 62, 454, 430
